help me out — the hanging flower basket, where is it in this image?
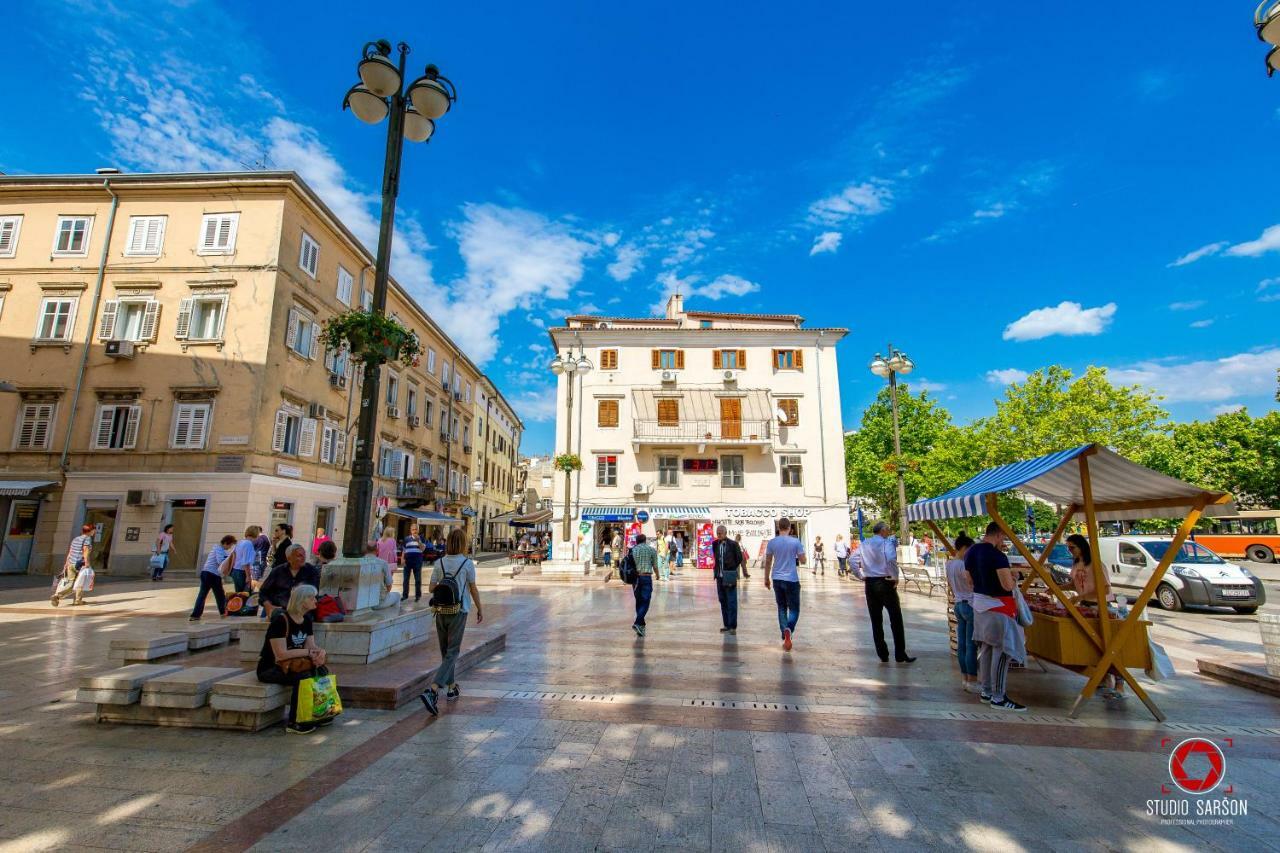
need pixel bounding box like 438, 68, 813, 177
553, 453, 583, 473
320, 310, 422, 369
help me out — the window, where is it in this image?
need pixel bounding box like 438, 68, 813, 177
361, 289, 373, 311
777, 399, 799, 427
286, 308, 317, 359
336, 267, 354, 306
773, 349, 804, 370
1119, 543, 1147, 567
780, 454, 802, 487
600, 349, 618, 370
175, 295, 228, 342
36, 297, 77, 342
464, 383, 472, 403
124, 216, 166, 256
323, 346, 349, 380
423, 399, 434, 429
651, 349, 684, 370
14, 402, 56, 450
407, 387, 419, 419
198, 214, 239, 254
0, 215, 22, 257
386, 371, 400, 407
420, 459, 433, 480
271, 408, 316, 457
597, 399, 619, 428
658, 455, 679, 487
93, 404, 141, 450
53, 216, 92, 256
170, 403, 211, 449
721, 454, 744, 488
98, 298, 159, 343
442, 362, 452, 388
700, 320, 713, 329
656, 398, 679, 426
596, 455, 618, 487
299, 232, 320, 278
379, 444, 401, 478
426, 349, 437, 375
320, 423, 344, 465
713, 349, 746, 369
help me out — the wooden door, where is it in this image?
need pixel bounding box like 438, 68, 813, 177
720, 398, 741, 439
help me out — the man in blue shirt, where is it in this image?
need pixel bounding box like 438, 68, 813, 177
763, 517, 805, 650
861, 522, 915, 664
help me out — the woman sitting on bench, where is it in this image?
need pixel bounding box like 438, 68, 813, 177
257, 584, 328, 735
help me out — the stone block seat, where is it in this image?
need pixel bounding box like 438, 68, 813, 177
142, 666, 243, 709
76, 663, 183, 705
108, 634, 189, 665
162, 625, 232, 651
74, 664, 286, 732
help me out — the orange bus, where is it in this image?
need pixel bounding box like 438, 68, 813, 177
1193, 510, 1280, 563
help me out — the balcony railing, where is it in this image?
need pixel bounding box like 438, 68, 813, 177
632, 419, 773, 444
396, 478, 437, 500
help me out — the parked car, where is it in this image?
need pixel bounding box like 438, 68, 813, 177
1028, 542, 1075, 588
1098, 536, 1265, 614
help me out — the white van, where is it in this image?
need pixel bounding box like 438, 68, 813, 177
1098, 536, 1265, 614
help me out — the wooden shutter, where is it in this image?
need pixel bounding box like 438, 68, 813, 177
657, 398, 678, 426
651, 349, 661, 369
97, 300, 118, 340
188, 405, 209, 449
271, 410, 289, 452
139, 301, 160, 342
390, 450, 404, 480
737, 350, 746, 368
337, 431, 348, 466
285, 309, 298, 351
201, 217, 219, 251
712, 350, 722, 369
598, 400, 618, 428
320, 425, 334, 463
675, 350, 685, 369
122, 406, 141, 449
126, 218, 145, 254
298, 418, 318, 457
0, 218, 18, 255
174, 298, 193, 339
18, 403, 52, 449
93, 406, 116, 449
780, 399, 799, 426
172, 404, 192, 447
794, 350, 804, 369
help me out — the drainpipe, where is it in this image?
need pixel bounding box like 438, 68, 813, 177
59, 179, 120, 474
815, 331, 828, 505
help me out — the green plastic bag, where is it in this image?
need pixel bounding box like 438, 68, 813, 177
296, 668, 342, 723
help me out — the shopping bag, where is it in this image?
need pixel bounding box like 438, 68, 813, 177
1146, 641, 1176, 681
296, 667, 342, 723
1012, 587, 1034, 628
73, 567, 95, 592
148, 553, 167, 570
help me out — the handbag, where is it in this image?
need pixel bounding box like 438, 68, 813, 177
314, 594, 345, 623
1012, 587, 1034, 627
73, 567, 95, 592
279, 657, 313, 674
296, 666, 342, 723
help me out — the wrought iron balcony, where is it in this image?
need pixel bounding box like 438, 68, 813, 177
396, 478, 437, 500
632, 419, 773, 445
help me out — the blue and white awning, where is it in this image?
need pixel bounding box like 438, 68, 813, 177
906, 444, 1233, 523
648, 506, 711, 519
581, 507, 636, 522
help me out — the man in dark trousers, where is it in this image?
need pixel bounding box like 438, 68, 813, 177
712, 524, 744, 634
860, 522, 915, 664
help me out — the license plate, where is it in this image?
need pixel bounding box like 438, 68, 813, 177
1221, 588, 1251, 598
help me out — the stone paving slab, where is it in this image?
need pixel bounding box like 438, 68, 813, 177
78, 662, 184, 691
163, 624, 232, 649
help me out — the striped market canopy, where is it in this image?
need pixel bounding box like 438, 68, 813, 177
647, 506, 711, 519
905, 444, 1233, 523
581, 507, 636, 521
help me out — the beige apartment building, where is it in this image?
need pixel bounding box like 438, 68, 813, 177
0, 171, 497, 576
471, 377, 523, 550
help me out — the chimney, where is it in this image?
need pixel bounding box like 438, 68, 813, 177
665, 291, 684, 320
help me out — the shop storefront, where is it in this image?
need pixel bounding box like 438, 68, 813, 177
649, 506, 713, 569
0, 480, 56, 574
581, 506, 637, 564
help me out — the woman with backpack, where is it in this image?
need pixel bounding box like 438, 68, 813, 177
419, 529, 483, 716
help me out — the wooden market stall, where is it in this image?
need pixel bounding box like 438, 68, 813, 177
906, 443, 1233, 721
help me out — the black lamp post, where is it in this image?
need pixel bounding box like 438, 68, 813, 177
869, 345, 915, 542
340, 39, 457, 558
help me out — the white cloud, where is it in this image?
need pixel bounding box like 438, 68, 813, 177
1226, 225, 1280, 258
510, 388, 558, 423
1168, 300, 1205, 311
925, 162, 1058, 243
807, 181, 892, 228
809, 232, 843, 256
1108, 348, 1280, 402
1258, 278, 1280, 302
986, 368, 1029, 385
913, 379, 948, 393
606, 244, 643, 281
658, 271, 760, 303
576, 303, 601, 315
601, 232, 621, 248
1189, 319, 1214, 329
1212, 403, 1245, 416
238, 73, 285, 113
1167, 241, 1227, 267
1003, 301, 1117, 342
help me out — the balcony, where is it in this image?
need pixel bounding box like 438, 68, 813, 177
632, 419, 773, 450
396, 478, 437, 501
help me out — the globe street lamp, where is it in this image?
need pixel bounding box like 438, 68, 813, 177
869, 344, 914, 541
1257, 1, 1280, 76
341, 39, 457, 558
549, 346, 593, 547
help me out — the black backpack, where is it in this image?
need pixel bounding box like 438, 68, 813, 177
429, 557, 468, 613
620, 550, 638, 585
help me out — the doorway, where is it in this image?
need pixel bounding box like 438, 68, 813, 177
720, 398, 742, 440
313, 505, 336, 544
0, 499, 40, 573
82, 500, 118, 573
270, 501, 294, 536
169, 499, 207, 571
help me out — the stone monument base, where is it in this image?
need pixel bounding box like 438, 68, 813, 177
538, 558, 592, 577
238, 605, 435, 665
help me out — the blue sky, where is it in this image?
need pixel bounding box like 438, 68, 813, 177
6, 1, 1279, 453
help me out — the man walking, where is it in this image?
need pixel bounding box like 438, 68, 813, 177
861, 522, 915, 664
763, 517, 805, 650
712, 524, 743, 634
52, 523, 96, 607
629, 533, 657, 637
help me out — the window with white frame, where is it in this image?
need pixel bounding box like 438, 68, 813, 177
658, 455, 680, 487
299, 232, 320, 278
285, 308, 317, 358
198, 213, 239, 254
98, 298, 159, 343
336, 266, 354, 306
385, 371, 399, 409
361, 289, 373, 311
420, 458, 433, 480
464, 382, 472, 403
124, 216, 166, 256
426, 348, 436, 375
93, 403, 141, 450
320, 422, 344, 465
780, 454, 802, 487
441, 362, 452, 389
423, 399, 434, 429
170, 402, 211, 449
176, 294, 228, 342
407, 386, 418, 419
52, 216, 92, 256
323, 346, 349, 380
0, 215, 22, 257
13, 402, 56, 450
271, 407, 316, 456
378, 444, 405, 479
36, 296, 77, 342
721, 454, 744, 488
596, 455, 618, 487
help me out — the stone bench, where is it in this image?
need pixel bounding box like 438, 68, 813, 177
141, 666, 242, 709
76, 665, 286, 732
162, 625, 232, 651
108, 634, 189, 665
209, 670, 291, 714
76, 663, 184, 705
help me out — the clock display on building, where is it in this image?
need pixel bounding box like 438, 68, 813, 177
682, 459, 719, 472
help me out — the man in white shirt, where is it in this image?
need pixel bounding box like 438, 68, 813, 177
861, 522, 914, 664
763, 517, 806, 651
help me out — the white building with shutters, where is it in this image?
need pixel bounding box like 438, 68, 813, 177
548, 294, 851, 568
0, 172, 505, 576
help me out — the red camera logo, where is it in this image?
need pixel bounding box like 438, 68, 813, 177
1168, 738, 1226, 795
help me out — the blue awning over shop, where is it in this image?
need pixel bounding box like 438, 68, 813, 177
648, 506, 710, 520
384, 507, 464, 525
581, 507, 635, 522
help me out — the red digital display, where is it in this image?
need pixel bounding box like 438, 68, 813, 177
682, 459, 718, 472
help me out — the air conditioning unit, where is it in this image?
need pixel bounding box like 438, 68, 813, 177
632, 482, 652, 496
660, 370, 676, 383
408, 416, 421, 428
328, 373, 346, 389
386, 405, 401, 419
126, 489, 158, 506
309, 403, 329, 420
722, 369, 738, 382
105, 340, 136, 359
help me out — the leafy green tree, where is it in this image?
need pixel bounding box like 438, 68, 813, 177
1138, 409, 1280, 509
